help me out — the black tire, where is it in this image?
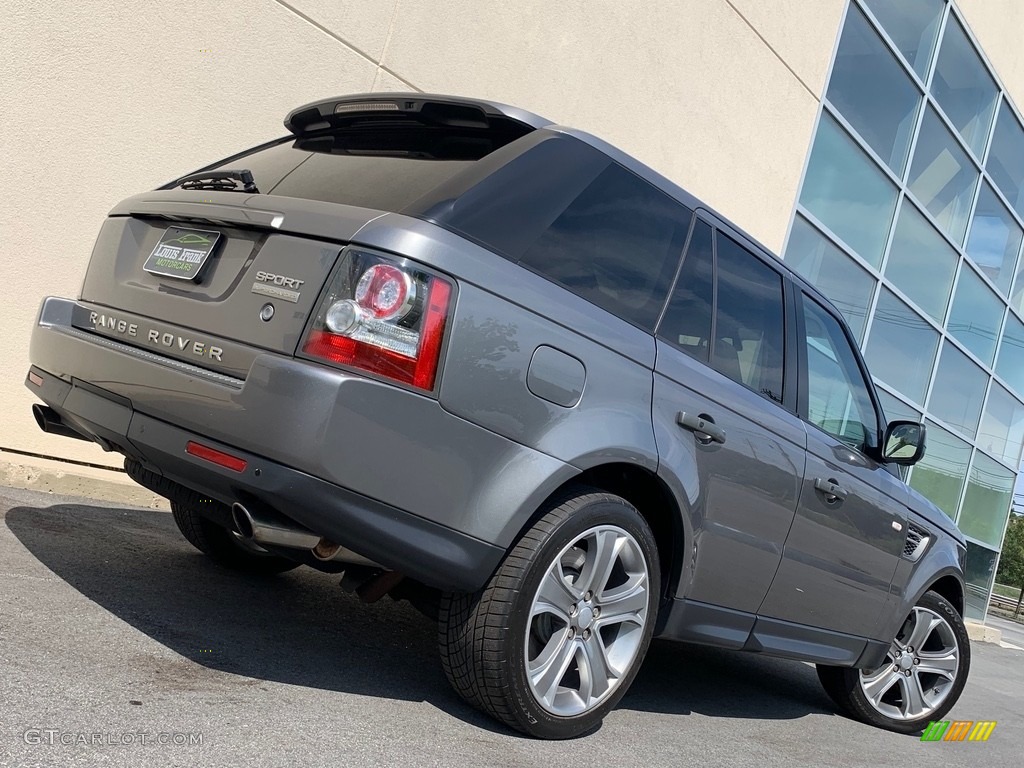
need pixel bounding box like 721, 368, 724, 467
816, 590, 970, 734
170, 500, 300, 575
439, 487, 660, 739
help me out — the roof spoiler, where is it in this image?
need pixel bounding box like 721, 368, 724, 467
284, 92, 551, 135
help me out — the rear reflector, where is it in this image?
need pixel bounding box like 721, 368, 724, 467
186, 441, 248, 473
28, 372, 43, 387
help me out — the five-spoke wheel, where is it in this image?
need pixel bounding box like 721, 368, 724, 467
817, 590, 970, 734
439, 488, 660, 739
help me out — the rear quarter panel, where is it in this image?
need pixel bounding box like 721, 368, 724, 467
354, 214, 661, 546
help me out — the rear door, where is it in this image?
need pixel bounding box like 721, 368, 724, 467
653, 218, 806, 631
758, 292, 908, 638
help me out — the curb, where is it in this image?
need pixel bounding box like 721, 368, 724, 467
966, 621, 1002, 645
0, 455, 168, 509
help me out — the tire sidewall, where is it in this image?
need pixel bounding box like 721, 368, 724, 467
502, 495, 661, 739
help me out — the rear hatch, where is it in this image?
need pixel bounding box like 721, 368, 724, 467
76, 94, 542, 378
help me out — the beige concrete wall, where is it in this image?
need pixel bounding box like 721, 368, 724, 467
0, 0, 842, 465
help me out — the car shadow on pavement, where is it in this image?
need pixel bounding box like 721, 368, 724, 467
7, 503, 837, 734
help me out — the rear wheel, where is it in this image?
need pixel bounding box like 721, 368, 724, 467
816, 590, 970, 734
439, 488, 660, 739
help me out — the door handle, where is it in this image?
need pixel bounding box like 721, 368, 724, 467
676, 411, 726, 444
814, 477, 848, 503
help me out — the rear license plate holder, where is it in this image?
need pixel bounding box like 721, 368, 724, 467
143, 227, 222, 281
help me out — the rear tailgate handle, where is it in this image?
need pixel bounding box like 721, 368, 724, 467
814, 477, 848, 503
676, 411, 726, 444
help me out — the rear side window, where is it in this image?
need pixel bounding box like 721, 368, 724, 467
714, 234, 786, 403
516, 163, 693, 328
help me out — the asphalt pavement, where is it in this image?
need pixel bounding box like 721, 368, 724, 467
1, 485, 1020, 767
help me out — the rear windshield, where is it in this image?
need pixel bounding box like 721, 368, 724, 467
210, 122, 521, 211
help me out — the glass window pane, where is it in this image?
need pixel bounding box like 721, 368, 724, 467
946, 265, 1004, 365
966, 183, 1022, 296
1011, 260, 1024, 315
658, 220, 714, 362
877, 388, 922, 424
803, 296, 879, 450
963, 541, 999, 620
883, 200, 958, 323
517, 162, 693, 329
865, 289, 940, 404
861, 0, 944, 79
978, 383, 1024, 466
908, 420, 971, 518
826, 5, 921, 174
908, 107, 981, 245
928, 342, 988, 438
995, 313, 1024, 398
712, 234, 786, 404
959, 452, 1014, 548
932, 18, 999, 157
800, 115, 898, 267
987, 101, 1024, 218
785, 216, 876, 341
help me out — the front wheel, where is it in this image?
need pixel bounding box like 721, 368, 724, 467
816, 590, 970, 734
439, 488, 660, 739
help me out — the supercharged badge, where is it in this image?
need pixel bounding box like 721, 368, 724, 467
251, 270, 304, 303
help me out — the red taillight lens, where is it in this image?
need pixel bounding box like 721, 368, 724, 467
302, 249, 453, 392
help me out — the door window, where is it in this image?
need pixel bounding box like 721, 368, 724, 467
657, 219, 714, 362
658, 227, 787, 404
713, 234, 786, 403
802, 296, 880, 450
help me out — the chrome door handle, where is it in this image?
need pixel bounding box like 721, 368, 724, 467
676, 411, 726, 444
814, 477, 848, 503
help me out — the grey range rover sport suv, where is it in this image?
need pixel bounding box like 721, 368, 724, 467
27, 93, 970, 739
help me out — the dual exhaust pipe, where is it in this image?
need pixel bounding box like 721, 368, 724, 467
231, 501, 377, 567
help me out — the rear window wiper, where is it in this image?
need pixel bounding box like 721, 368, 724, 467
175, 169, 259, 193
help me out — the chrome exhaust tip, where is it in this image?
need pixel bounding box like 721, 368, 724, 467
230, 502, 320, 550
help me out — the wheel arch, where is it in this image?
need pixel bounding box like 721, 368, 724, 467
507, 461, 687, 600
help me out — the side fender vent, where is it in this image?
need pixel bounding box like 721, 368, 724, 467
902, 522, 930, 562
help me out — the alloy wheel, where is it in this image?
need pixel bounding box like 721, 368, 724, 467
525, 525, 650, 716
858, 606, 960, 721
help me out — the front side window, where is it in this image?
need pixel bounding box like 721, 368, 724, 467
802, 295, 879, 451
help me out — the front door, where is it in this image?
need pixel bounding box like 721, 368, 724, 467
759, 293, 908, 638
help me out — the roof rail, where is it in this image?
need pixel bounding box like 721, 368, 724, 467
284, 92, 551, 135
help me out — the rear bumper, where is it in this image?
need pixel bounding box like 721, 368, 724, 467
28, 365, 503, 592
26, 296, 574, 591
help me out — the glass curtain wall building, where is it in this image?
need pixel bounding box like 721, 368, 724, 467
783, 0, 1024, 620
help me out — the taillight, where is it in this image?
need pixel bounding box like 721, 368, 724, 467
301, 248, 453, 391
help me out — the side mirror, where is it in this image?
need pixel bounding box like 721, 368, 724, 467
883, 420, 926, 466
